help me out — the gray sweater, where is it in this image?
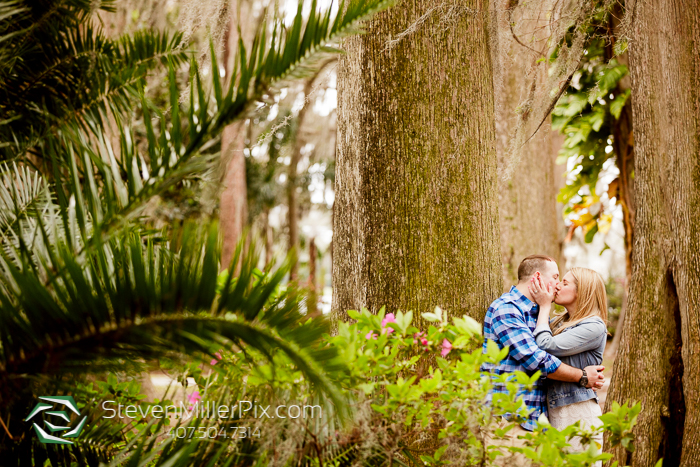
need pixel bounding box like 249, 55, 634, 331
534, 317, 607, 409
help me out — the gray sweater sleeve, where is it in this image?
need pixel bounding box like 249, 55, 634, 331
534, 318, 606, 357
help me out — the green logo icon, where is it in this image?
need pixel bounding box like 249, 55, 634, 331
25, 396, 87, 444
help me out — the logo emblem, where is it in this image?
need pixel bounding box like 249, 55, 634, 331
25, 396, 87, 444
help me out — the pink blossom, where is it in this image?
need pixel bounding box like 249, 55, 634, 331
210, 351, 222, 366
365, 331, 378, 340
413, 332, 423, 345
413, 332, 428, 347
381, 313, 396, 334
441, 339, 453, 357
187, 390, 202, 410
188, 390, 201, 404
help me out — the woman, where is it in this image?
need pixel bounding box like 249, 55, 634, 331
529, 267, 608, 461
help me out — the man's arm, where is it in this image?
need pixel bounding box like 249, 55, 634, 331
491, 304, 605, 389
491, 305, 561, 376
548, 364, 606, 390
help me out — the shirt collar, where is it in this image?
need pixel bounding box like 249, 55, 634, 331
506, 285, 537, 313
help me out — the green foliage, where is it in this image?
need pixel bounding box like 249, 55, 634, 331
331, 307, 633, 466
552, 10, 630, 243
103, 307, 649, 466
0, 0, 189, 159
599, 401, 641, 452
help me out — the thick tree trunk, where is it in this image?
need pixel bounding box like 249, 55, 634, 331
606, 8, 636, 356
492, 0, 564, 287
604, 1, 700, 466
332, 0, 502, 330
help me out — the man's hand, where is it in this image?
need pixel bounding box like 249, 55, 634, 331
584, 365, 605, 390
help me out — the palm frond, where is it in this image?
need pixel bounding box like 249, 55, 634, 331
0, 0, 187, 160
254, 0, 396, 89
0, 223, 344, 404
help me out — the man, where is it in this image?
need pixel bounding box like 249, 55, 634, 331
481, 254, 605, 464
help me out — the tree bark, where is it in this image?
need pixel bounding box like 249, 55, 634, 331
604, 1, 700, 466
219, 0, 254, 269
307, 237, 319, 317
606, 6, 636, 356
332, 0, 502, 330
264, 207, 273, 268
492, 0, 565, 287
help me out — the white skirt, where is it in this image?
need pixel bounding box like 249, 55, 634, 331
548, 398, 604, 466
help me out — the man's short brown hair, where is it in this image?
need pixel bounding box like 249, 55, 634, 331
517, 255, 556, 282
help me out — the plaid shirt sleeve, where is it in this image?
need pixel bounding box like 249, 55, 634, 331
491, 303, 561, 375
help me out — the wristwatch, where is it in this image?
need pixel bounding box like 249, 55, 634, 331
578, 369, 589, 388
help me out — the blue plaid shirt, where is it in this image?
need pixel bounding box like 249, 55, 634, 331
481, 286, 562, 431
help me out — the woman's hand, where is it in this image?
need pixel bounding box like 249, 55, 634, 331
529, 273, 555, 306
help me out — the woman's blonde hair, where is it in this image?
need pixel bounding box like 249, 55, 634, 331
550, 267, 608, 336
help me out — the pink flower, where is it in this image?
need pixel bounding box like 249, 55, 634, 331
188, 390, 201, 404
365, 331, 378, 340
187, 390, 202, 410
413, 332, 428, 347
441, 339, 453, 357
381, 313, 396, 334
210, 351, 222, 366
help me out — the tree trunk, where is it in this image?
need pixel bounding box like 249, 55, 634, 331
219, 0, 254, 269
287, 78, 316, 280
332, 0, 502, 330
492, 0, 565, 287
604, 1, 700, 466
264, 207, 273, 268
307, 237, 319, 317
220, 121, 248, 268
606, 6, 636, 356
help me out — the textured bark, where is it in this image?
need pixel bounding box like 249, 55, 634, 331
604, 1, 700, 466
307, 237, 319, 317
608, 5, 636, 281
220, 1, 253, 269
332, 0, 502, 330
493, 1, 565, 287
606, 8, 636, 356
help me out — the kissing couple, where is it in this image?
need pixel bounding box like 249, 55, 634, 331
482, 254, 608, 466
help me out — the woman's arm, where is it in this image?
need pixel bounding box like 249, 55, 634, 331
534, 319, 606, 357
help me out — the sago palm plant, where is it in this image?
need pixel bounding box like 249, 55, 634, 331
0, 0, 394, 464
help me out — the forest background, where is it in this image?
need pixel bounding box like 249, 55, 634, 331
0, 0, 697, 465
